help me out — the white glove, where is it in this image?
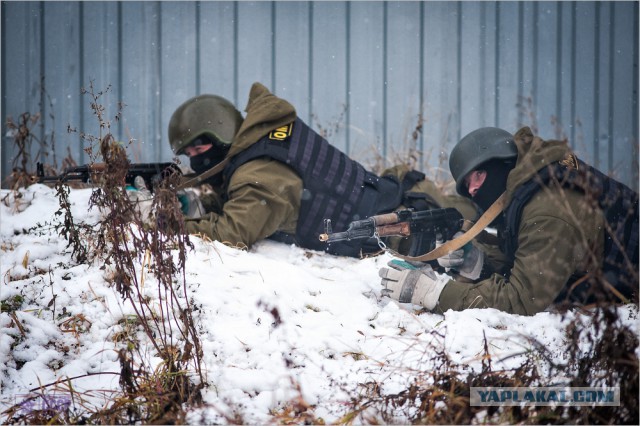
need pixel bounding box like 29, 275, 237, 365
436, 232, 484, 280
127, 176, 154, 223
379, 260, 448, 310
177, 189, 205, 219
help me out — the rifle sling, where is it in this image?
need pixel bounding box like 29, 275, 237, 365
176, 158, 230, 191
387, 192, 507, 262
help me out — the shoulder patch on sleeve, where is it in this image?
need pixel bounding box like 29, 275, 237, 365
268, 122, 293, 141
559, 153, 579, 170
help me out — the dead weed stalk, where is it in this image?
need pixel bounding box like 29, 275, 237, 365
3, 82, 206, 423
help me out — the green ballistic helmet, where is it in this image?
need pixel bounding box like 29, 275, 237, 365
449, 127, 518, 196
168, 94, 243, 155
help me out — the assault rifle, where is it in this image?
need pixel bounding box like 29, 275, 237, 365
36, 162, 182, 192
319, 207, 464, 256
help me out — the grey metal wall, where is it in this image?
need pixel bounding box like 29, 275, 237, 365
2, 1, 638, 190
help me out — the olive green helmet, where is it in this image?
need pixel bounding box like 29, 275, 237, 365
168, 94, 243, 155
449, 127, 518, 196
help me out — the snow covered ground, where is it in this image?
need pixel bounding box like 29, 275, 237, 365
1, 184, 638, 423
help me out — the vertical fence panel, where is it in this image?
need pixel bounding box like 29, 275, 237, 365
596, 3, 613, 172
310, 1, 348, 153
198, 1, 237, 101
80, 1, 120, 162
273, 1, 311, 123
634, 1, 639, 191
494, 2, 520, 134
423, 2, 461, 159
120, 1, 163, 161
479, 2, 498, 131
573, 2, 598, 162
533, 2, 561, 138
347, 1, 384, 168
159, 1, 198, 163
558, 1, 575, 142
384, 1, 423, 167
518, 1, 535, 129
42, 1, 82, 168
2, 1, 44, 175
459, 2, 484, 137
236, 1, 274, 106
611, 3, 637, 187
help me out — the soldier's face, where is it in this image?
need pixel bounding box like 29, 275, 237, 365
464, 170, 487, 197
184, 143, 213, 157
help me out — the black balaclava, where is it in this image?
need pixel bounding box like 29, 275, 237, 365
471, 159, 515, 228
190, 147, 228, 187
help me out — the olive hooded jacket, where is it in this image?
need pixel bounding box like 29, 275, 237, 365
184, 82, 477, 252
438, 127, 609, 316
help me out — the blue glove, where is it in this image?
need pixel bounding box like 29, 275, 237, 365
176, 189, 204, 218
177, 192, 190, 213
389, 259, 418, 270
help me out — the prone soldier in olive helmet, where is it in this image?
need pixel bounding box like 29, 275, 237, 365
379, 126, 638, 315
167, 82, 478, 257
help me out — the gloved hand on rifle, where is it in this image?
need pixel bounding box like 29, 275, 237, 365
126, 175, 155, 223
177, 189, 205, 219
127, 173, 205, 219
436, 232, 484, 280
379, 259, 449, 310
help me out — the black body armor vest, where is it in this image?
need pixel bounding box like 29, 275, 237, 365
223, 118, 424, 257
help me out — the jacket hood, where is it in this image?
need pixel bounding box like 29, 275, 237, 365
505, 126, 573, 204
228, 82, 297, 158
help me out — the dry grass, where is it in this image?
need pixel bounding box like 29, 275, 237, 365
2, 83, 205, 424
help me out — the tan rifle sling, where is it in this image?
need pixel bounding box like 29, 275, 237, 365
176, 158, 231, 191
387, 192, 507, 262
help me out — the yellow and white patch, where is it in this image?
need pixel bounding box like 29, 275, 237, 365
268, 123, 293, 141
559, 153, 579, 170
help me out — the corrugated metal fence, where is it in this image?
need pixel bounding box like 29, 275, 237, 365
2, 1, 638, 190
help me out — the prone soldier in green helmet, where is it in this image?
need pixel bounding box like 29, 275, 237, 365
166, 82, 478, 257
379, 126, 638, 315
